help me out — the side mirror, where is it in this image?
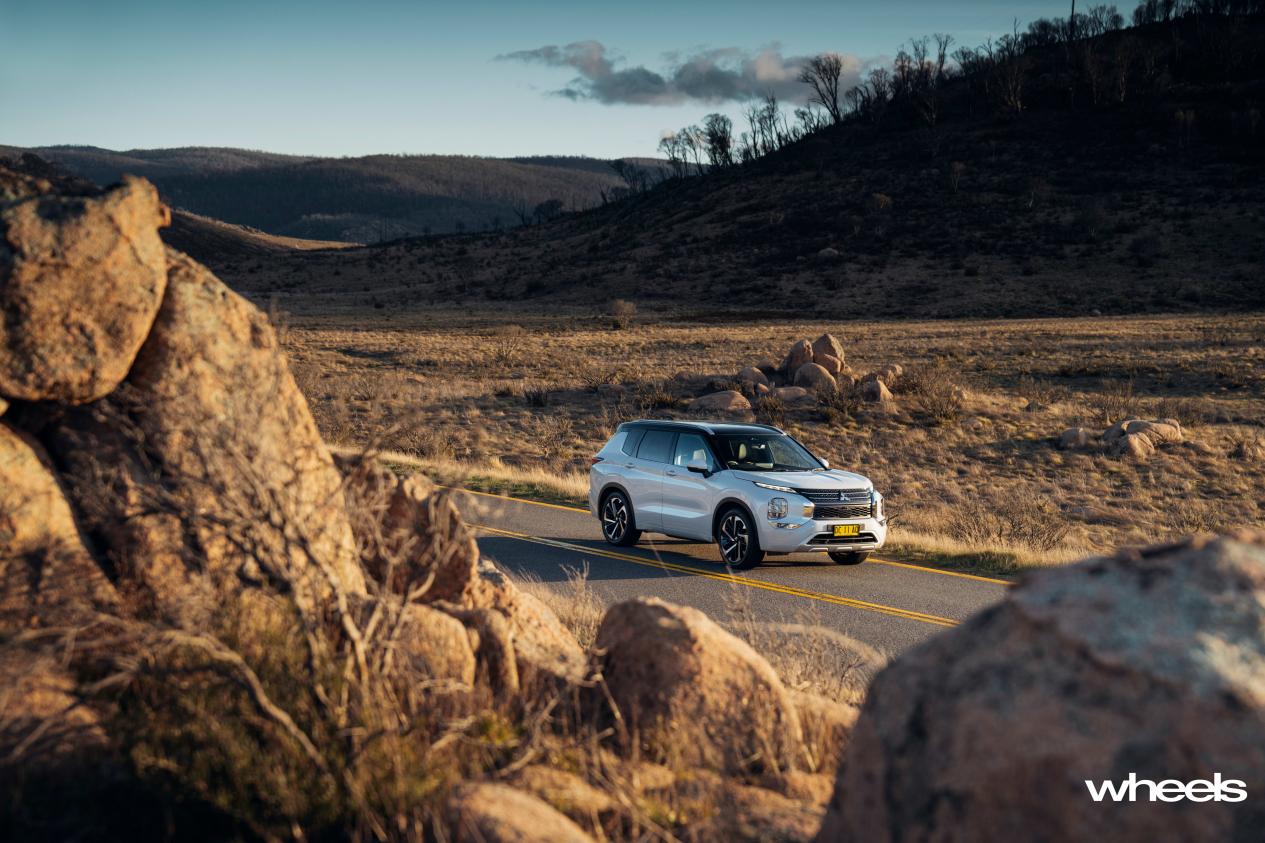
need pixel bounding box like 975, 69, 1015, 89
820, 458, 830, 469
687, 458, 712, 476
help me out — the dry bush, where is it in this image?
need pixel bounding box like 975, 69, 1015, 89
1087, 378, 1144, 425
1150, 395, 1217, 427
756, 395, 788, 427
899, 363, 964, 425
958, 490, 1070, 553
515, 565, 604, 650
488, 324, 528, 366
522, 382, 553, 407
608, 299, 637, 330
1228, 430, 1265, 463
1014, 374, 1070, 407
578, 364, 623, 392
522, 414, 575, 462
634, 379, 676, 412
815, 383, 861, 425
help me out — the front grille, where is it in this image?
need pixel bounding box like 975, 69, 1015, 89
796, 488, 872, 520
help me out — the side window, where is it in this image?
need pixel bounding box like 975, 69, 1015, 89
636, 430, 676, 463
673, 433, 714, 469
620, 428, 645, 457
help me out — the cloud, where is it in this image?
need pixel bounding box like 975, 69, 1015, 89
497, 41, 864, 106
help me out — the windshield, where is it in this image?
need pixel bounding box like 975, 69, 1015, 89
713, 434, 822, 472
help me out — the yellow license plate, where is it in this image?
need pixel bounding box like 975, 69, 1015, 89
833, 524, 860, 537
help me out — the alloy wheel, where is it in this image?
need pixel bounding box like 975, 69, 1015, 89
719, 512, 750, 565
602, 495, 629, 542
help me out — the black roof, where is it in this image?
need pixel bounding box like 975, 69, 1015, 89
618, 419, 785, 435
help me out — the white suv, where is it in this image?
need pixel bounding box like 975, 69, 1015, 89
588, 420, 887, 569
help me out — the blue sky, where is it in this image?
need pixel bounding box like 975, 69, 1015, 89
2, 0, 1076, 158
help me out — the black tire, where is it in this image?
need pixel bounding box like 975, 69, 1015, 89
716, 506, 765, 570
829, 551, 869, 566
600, 490, 641, 547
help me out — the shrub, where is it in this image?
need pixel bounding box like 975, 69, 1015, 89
1087, 378, 1143, 425
488, 324, 527, 366
757, 395, 787, 427
958, 490, 1069, 552
608, 299, 637, 330
523, 383, 553, 407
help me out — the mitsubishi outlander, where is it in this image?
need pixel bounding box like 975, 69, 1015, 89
588, 420, 887, 569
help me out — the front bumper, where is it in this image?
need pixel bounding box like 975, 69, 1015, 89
757, 515, 888, 554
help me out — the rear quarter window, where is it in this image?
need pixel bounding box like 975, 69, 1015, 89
620, 428, 645, 456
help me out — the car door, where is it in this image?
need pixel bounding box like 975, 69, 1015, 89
660, 432, 717, 541
625, 428, 675, 532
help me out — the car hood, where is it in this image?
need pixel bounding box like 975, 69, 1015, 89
729, 469, 872, 491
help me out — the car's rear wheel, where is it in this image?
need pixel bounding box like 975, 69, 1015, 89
601, 490, 641, 546
716, 507, 764, 570
829, 551, 869, 565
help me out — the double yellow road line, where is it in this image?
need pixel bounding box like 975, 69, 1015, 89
472, 523, 960, 628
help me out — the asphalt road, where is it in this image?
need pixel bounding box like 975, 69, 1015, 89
453, 489, 1011, 656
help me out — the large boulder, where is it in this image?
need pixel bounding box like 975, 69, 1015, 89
1104, 418, 1183, 461
780, 340, 814, 376
811, 334, 845, 366
395, 602, 477, 686
467, 558, 588, 685
737, 366, 770, 387
770, 386, 812, 404
448, 782, 594, 843
46, 250, 365, 621
0, 421, 117, 630
688, 390, 752, 415
859, 378, 892, 403
818, 532, 1265, 843
1057, 427, 1098, 450
816, 354, 844, 377
0, 173, 169, 403
794, 363, 837, 393
596, 598, 803, 775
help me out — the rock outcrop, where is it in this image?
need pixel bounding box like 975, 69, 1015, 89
1057, 418, 1184, 461
818, 532, 1265, 843
596, 598, 804, 775
0, 175, 169, 403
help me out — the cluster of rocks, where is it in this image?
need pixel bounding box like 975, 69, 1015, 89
1059, 417, 1184, 460
686, 334, 904, 416
0, 165, 853, 841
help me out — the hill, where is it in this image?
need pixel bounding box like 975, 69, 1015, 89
203, 11, 1265, 321
2, 145, 667, 242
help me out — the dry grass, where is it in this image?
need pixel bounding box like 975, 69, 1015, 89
287, 313, 1265, 573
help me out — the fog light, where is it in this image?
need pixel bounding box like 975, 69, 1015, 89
768, 497, 788, 519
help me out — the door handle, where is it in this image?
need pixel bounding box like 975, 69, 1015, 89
665, 469, 678, 476
624, 463, 635, 469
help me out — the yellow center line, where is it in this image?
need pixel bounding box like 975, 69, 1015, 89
471, 523, 959, 628
449, 487, 1012, 587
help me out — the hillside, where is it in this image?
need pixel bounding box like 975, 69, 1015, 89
204, 12, 1265, 321
2, 145, 666, 242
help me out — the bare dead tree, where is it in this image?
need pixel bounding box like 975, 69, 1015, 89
798, 53, 846, 124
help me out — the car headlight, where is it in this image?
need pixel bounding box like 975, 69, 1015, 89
872, 490, 883, 519
753, 480, 794, 493
768, 497, 788, 519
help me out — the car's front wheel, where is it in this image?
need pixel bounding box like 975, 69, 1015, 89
716, 506, 764, 570
829, 551, 869, 565
601, 490, 641, 547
